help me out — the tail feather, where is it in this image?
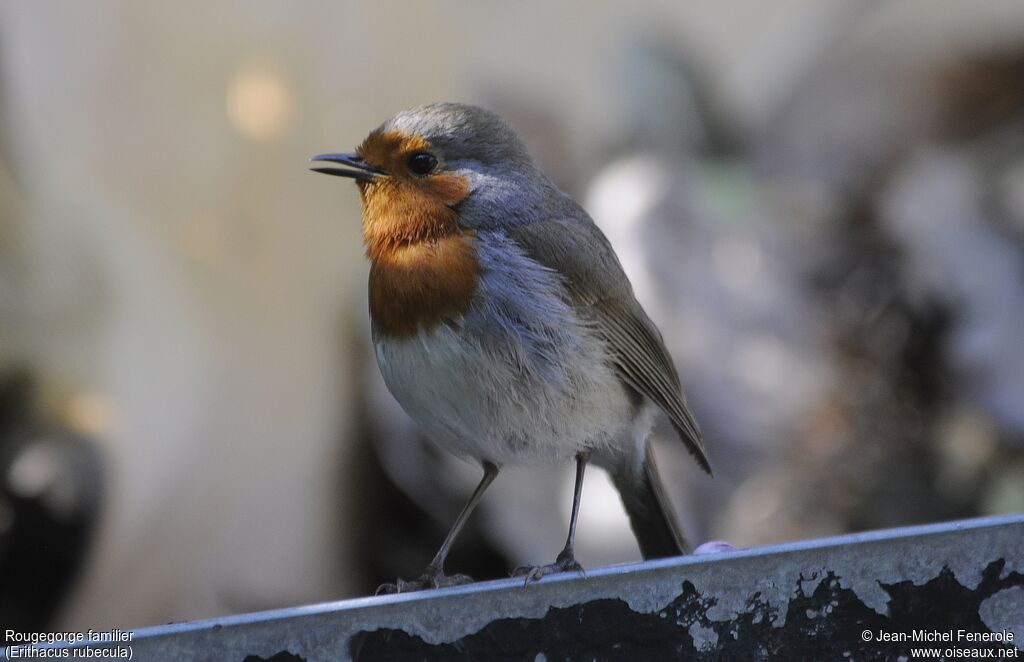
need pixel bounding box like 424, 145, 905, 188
612, 443, 690, 559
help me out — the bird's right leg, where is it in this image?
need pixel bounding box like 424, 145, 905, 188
513, 451, 590, 582
376, 461, 499, 594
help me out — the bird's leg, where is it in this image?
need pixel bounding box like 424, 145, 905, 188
555, 450, 588, 570
377, 461, 499, 595
514, 451, 590, 582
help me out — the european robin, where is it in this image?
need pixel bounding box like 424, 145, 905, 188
313, 103, 710, 592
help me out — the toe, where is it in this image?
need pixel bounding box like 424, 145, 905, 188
556, 557, 582, 573
432, 573, 474, 588
375, 582, 400, 596
374, 573, 451, 595
512, 560, 584, 584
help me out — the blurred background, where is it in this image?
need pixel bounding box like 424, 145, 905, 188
1, 0, 1023, 634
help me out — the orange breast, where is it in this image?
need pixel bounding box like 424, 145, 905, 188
369, 232, 480, 338
359, 150, 478, 338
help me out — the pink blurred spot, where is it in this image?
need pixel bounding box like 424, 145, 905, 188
694, 541, 737, 554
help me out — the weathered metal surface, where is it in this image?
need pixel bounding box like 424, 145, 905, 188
16, 514, 1024, 661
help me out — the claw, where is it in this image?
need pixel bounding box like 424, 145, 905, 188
375, 570, 474, 595
512, 552, 585, 586
375, 582, 398, 596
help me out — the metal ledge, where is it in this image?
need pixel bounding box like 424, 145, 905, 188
13, 514, 1024, 661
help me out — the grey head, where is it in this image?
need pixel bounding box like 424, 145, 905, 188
389, 103, 577, 228
312, 103, 575, 229
383, 102, 536, 172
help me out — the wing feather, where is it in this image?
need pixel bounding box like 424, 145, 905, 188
506, 216, 711, 474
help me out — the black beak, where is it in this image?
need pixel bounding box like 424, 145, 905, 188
309, 153, 386, 181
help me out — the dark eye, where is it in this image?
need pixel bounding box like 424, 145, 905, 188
407, 152, 438, 175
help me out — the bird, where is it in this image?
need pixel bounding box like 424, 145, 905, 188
312, 102, 711, 592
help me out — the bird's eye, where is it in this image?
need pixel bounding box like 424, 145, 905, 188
407, 152, 438, 175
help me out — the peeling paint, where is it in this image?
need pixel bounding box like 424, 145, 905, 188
32, 514, 1024, 662
351, 561, 1023, 660
981, 586, 1024, 644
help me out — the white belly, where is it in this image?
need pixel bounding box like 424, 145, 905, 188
375, 322, 634, 465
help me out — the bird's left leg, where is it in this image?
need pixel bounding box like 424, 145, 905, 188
377, 461, 499, 594
513, 450, 590, 582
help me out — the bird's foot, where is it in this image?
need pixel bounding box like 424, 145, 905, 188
375, 567, 474, 595
512, 548, 585, 584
